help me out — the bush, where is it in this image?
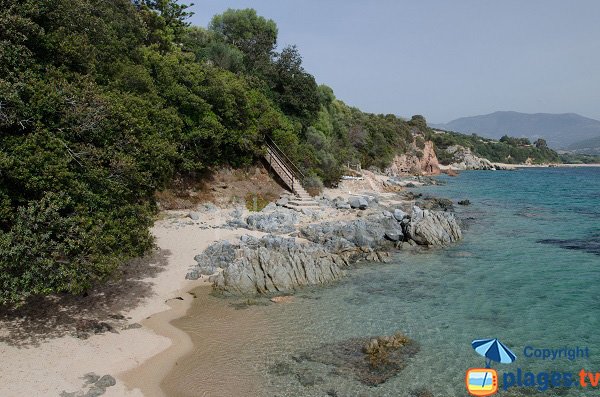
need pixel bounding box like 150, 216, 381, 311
244, 192, 270, 212
303, 174, 324, 196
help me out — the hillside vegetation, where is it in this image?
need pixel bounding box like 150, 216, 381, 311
0, 0, 430, 304
428, 130, 561, 164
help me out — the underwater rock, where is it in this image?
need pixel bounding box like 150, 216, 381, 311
300, 331, 419, 386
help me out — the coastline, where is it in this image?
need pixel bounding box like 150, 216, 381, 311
0, 171, 460, 397
0, 208, 265, 397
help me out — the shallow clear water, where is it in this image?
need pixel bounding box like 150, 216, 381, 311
166, 168, 600, 397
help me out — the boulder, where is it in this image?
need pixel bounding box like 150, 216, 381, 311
458, 199, 471, 206
276, 196, 289, 206
300, 331, 419, 386
261, 202, 277, 212
348, 197, 368, 210
189, 235, 348, 295
336, 202, 351, 210
417, 197, 454, 212
187, 212, 200, 220
95, 375, 116, 388
384, 231, 402, 242
402, 210, 462, 246
300, 217, 403, 258
393, 209, 407, 221
245, 209, 298, 233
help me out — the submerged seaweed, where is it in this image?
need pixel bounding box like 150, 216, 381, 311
538, 234, 600, 256
299, 332, 419, 386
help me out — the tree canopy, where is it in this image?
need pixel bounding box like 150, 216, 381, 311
1, 1, 557, 304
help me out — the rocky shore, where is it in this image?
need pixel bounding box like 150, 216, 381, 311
187, 191, 462, 295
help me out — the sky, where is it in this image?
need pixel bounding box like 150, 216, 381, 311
188, 0, 600, 123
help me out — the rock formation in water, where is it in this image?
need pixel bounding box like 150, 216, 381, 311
189, 235, 348, 294
187, 203, 462, 295
402, 207, 462, 246
299, 331, 420, 386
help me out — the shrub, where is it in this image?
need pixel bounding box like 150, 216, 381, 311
303, 174, 324, 196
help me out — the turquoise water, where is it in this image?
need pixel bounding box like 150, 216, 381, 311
171, 168, 600, 396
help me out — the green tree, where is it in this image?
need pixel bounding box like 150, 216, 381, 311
534, 138, 548, 149
268, 45, 320, 123
209, 8, 277, 73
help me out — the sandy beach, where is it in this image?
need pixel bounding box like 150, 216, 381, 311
0, 171, 394, 397
0, 207, 268, 397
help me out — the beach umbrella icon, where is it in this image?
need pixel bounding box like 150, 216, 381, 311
472, 338, 517, 368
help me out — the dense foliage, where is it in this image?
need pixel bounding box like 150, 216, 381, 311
558, 152, 600, 164
2, 1, 559, 304
428, 130, 561, 164
0, 0, 425, 304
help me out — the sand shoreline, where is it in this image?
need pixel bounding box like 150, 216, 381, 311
0, 207, 267, 397
0, 169, 465, 396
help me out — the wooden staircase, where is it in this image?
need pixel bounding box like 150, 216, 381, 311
264, 138, 320, 210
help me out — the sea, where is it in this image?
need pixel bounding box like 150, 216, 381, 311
163, 167, 600, 397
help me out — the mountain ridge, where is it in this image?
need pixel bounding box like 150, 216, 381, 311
430, 111, 600, 150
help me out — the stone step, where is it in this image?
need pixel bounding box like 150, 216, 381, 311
286, 200, 320, 207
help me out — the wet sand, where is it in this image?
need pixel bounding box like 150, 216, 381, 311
142, 286, 267, 397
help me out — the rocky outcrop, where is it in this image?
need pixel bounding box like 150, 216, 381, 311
245, 208, 298, 233
188, 205, 462, 295
188, 235, 348, 294
385, 140, 441, 176
300, 217, 403, 261
402, 207, 462, 246
445, 145, 496, 170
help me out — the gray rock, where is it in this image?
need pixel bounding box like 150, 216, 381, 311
301, 207, 314, 216
382, 210, 393, 218
200, 202, 218, 213
300, 217, 402, 257
336, 202, 351, 210
229, 206, 243, 218
199, 235, 348, 295
403, 210, 462, 246
393, 209, 407, 221
245, 209, 298, 233
123, 323, 142, 330
188, 240, 237, 279
412, 206, 424, 219
95, 375, 116, 388
418, 197, 454, 212
60, 392, 82, 397
348, 197, 368, 210
262, 202, 277, 212
84, 386, 106, 397
276, 196, 289, 206
83, 373, 100, 385
187, 212, 200, 220
384, 231, 403, 242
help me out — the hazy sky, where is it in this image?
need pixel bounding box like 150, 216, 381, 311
188, 1, 600, 123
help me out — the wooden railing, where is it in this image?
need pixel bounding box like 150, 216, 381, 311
264, 137, 305, 193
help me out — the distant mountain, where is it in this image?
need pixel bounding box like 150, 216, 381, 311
566, 136, 600, 155
431, 111, 600, 149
